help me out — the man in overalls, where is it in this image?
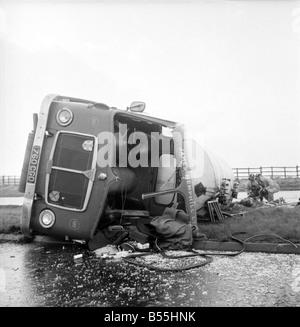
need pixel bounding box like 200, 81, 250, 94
245, 174, 262, 200
255, 174, 280, 203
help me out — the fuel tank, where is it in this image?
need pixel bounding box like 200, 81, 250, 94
185, 139, 235, 213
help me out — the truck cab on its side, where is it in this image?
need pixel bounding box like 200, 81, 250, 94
19, 94, 202, 243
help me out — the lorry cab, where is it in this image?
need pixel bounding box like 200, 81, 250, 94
19, 94, 210, 243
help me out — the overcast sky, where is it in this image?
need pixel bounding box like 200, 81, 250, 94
0, 0, 300, 175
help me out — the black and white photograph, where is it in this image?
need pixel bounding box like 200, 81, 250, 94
0, 0, 300, 311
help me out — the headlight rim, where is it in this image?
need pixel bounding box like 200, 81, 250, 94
39, 209, 56, 228
56, 107, 73, 126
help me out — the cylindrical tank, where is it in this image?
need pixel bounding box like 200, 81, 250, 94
173, 124, 235, 216
186, 141, 235, 212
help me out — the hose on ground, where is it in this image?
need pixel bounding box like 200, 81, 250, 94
122, 233, 297, 272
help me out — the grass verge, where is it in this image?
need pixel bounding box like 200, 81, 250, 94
0, 205, 22, 233
1, 205, 300, 244
198, 206, 300, 243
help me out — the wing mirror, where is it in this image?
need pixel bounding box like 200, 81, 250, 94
127, 101, 146, 113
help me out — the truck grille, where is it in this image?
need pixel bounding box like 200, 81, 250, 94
46, 132, 97, 211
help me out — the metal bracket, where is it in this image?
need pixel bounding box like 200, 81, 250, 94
83, 168, 96, 182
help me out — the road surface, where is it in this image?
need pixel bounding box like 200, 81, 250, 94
1, 241, 300, 307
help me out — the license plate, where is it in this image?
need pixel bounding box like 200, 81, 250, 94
27, 145, 41, 184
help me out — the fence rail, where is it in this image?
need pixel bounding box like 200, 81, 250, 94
233, 166, 300, 180
0, 176, 21, 186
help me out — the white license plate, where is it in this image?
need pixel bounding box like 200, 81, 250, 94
27, 145, 41, 184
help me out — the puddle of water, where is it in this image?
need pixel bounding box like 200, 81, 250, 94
0, 197, 24, 206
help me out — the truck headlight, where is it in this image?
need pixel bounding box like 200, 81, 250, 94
39, 209, 56, 228
56, 108, 73, 126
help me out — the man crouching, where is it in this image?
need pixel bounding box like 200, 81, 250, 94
245, 174, 262, 199
255, 174, 280, 203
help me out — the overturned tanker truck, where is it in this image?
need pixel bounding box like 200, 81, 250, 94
19, 94, 238, 246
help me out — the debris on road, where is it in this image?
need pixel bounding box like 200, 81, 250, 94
73, 254, 83, 260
